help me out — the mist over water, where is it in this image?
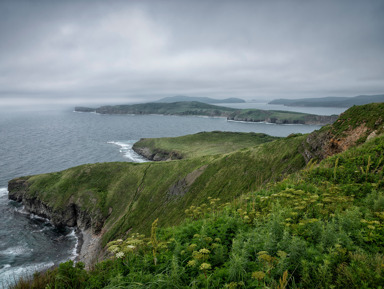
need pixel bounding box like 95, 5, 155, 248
0, 104, 339, 285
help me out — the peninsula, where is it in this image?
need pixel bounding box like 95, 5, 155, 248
75, 101, 338, 125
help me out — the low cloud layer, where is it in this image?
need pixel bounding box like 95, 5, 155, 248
0, 0, 383, 105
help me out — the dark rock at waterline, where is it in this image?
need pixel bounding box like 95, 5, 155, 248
8, 179, 105, 234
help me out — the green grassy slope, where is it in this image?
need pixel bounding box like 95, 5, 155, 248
12, 116, 384, 289
9, 135, 307, 247
8, 103, 384, 288
132, 131, 278, 160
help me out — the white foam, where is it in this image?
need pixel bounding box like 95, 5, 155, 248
31, 227, 51, 233
227, 119, 276, 125
14, 206, 28, 214
66, 228, 79, 260
14, 206, 29, 215
0, 264, 11, 271
29, 213, 49, 222
0, 187, 8, 197
1, 246, 32, 256
0, 261, 55, 283
108, 141, 148, 163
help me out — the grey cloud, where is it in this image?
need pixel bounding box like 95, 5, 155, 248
0, 0, 383, 105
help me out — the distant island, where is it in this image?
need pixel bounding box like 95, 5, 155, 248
269, 93, 384, 107
155, 95, 245, 103
75, 101, 338, 125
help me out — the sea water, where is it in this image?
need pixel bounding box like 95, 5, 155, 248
0, 104, 346, 286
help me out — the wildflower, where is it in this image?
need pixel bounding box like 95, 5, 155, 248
199, 263, 211, 271
199, 248, 210, 254
187, 260, 197, 267
107, 245, 120, 253
204, 237, 213, 243
277, 250, 288, 258
116, 252, 124, 259
193, 234, 200, 238
192, 251, 204, 260
125, 245, 136, 251
252, 271, 266, 280
188, 244, 197, 251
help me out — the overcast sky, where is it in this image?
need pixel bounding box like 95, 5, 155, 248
0, 0, 383, 105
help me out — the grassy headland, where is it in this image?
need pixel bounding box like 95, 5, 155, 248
9, 103, 384, 288
75, 101, 338, 125
132, 131, 278, 160
9, 134, 307, 246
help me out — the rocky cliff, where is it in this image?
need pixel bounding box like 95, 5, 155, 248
132, 145, 183, 161
8, 178, 105, 233
8, 178, 106, 266
302, 103, 384, 161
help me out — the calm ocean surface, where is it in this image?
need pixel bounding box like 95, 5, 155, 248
0, 103, 347, 286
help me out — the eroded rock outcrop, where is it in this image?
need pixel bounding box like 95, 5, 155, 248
8, 179, 105, 234
302, 107, 384, 162
132, 144, 183, 161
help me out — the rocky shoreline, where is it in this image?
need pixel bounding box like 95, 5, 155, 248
8, 179, 105, 268
75, 228, 102, 268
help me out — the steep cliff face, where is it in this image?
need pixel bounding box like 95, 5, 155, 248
302, 103, 384, 162
132, 146, 183, 161
8, 179, 105, 234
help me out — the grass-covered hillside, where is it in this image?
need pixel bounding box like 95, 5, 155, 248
13, 118, 384, 289
132, 131, 278, 160
9, 135, 306, 248
9, 103, 384, 288
75, 101, 337, 125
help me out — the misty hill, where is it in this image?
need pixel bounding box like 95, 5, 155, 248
269, 93, 384, 107
155, 95, 245, 103
75, 101, 337, 125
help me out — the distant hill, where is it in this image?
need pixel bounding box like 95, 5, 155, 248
155, 95, 245, 103
75, 101, 337, 125
269, 94, 384, 107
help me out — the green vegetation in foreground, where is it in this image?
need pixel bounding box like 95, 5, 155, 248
132, 131, 279, 160
12, 134, 384, 288
75, 101, 337, 125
